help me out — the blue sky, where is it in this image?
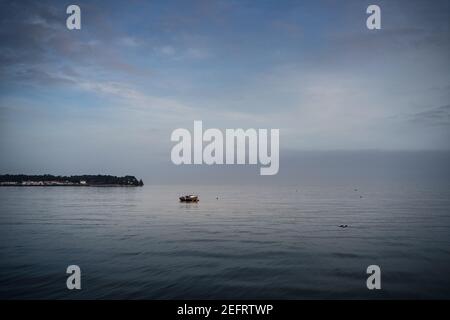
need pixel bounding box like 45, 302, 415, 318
0, 0, 449, 179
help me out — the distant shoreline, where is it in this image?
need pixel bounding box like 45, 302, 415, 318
0, 174, 144, 187
0, 184, 142, 187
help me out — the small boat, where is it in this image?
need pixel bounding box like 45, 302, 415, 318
179, 194, 199, 202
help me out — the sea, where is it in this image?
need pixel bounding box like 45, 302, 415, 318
0, 183, 449, 299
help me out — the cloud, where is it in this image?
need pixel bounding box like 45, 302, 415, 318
154, 45, 210, 60
0, 0, 449, 155
0, 0, 146, 82
409, 104, 450, 127
117, 37, 140, 48
156, 45, 176, 56
184, 47, 210, 59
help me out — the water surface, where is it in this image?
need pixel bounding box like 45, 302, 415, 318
0, 183, 449, 299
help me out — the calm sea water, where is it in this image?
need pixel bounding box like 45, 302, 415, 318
0, 183, 449, 299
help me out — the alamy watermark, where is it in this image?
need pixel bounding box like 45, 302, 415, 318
366, 265, 381, 290
66, 5, 81, 30
66, 265, 81, 290
66, 4, 380, 31
366, 5, 381, 30
171, 121, 279, 175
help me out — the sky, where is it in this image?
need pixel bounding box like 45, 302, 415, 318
0, 0, 449, 182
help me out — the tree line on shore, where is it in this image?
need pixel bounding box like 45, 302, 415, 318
0, 174, 144, 186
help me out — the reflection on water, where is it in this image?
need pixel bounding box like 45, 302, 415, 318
0, 183, 449, 299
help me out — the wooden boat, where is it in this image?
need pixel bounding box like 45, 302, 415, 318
179, 195, 199, 202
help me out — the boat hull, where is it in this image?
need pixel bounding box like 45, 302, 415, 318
179, 196, 199, 202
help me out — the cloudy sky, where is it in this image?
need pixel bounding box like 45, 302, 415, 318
0, 0, 449, 181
